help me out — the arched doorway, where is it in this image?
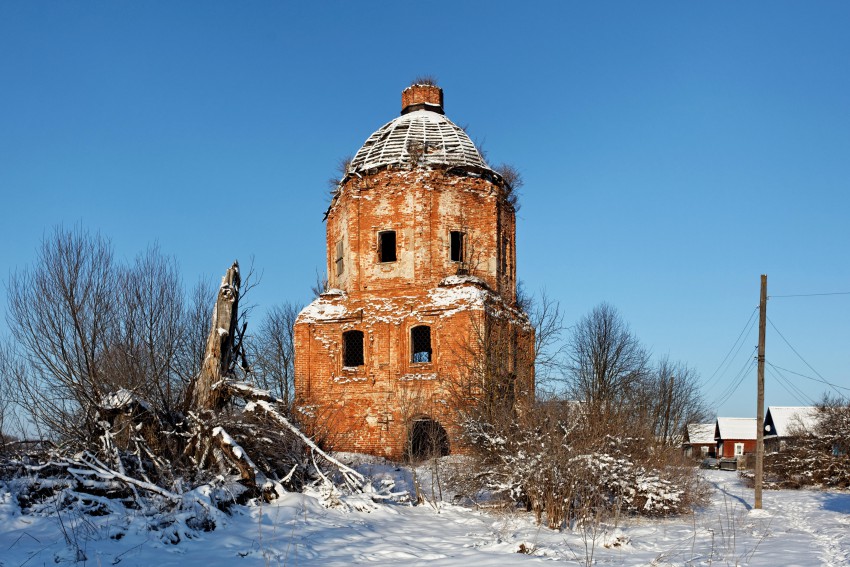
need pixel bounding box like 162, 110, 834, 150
407, 417, 449, 461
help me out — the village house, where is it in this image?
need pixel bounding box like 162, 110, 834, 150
763, 406, 819, 453
682, 423, 716, 459
714, 417, 757, 459
293, 84, 534, 461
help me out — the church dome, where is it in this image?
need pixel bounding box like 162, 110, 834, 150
348, 85, 491, 174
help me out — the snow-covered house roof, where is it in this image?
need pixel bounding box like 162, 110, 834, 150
349, 109, 491, 174
715, 417, 757, 441
685, 423, 716, 445
764, 406, 819, 438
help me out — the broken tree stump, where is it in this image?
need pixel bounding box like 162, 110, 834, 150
191, 261, 240, 412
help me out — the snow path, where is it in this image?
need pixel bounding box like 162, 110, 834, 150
761, 482, 850, 566
691, 471, 850, 566
1, 469, 849, 566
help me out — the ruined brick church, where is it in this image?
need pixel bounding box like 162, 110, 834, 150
294, 84, 533, 460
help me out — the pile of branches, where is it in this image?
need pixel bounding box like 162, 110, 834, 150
1, 262, 364, 532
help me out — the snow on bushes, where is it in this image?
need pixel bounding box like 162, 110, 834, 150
462, 415, 700, 529
754, 400, 850, 490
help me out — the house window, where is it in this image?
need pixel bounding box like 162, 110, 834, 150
450, 231, 464, 262
335, 240, 344, 276
700, 446, 709, 456
411, 325, 432, 363
378, 231, 396, 263
343, 330, 364, 367
734, 443, 744, 456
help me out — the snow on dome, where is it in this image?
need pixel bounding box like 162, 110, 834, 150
349, 110, 490, 174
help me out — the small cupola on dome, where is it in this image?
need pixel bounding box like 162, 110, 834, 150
401, 84, 444, 115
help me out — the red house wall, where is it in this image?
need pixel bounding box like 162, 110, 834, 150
718, 439, 757, 458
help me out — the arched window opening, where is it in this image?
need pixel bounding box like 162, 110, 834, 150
407, 418, 449, 461
411, 325, 432, 363
342, 330, 364, 367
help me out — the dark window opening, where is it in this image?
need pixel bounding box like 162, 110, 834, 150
342, 330, 364, 367
450, 231, 464, 262
378, 231, 396, 263
500, 235, 507, 274
335, 240, 344, 276
407, 418, 449, 461
411, 325, 432, 363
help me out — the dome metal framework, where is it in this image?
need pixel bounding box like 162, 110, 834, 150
348, 110, 490, 174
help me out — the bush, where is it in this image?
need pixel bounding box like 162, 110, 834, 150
461, 402, 705, 529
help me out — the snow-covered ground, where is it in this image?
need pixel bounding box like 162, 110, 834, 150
1, 464, 849, 566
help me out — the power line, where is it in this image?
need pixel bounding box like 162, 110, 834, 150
711, 347, 756, 410
766, 361, 850, 393
770, 291, 850, 298
703, 307, 758, 392
766, 316, 848, 397
712, 357, 753, 410
766, 365, 816, 406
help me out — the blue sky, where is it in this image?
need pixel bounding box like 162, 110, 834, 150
1, 2, 848, 418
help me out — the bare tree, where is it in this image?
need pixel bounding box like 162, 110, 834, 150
567, 303, 650, 427
815, 394, 850, 456
249, 302, 302, 407
176, 277, 216, 390
327, 155, 353, 194
102, 245, 187, 415
6, 227, 218, 443
310, 268, 328, 297
527, 288, 568, 396
448, 307, 535, 431
7, 226, 118, 441
642, 357, 708, 445
3, 230, 364, 509
456, 301, 706, 530
493, 163, 523, 211
0, 340, 18, 450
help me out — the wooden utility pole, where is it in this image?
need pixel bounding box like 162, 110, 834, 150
755, 274, 767, 509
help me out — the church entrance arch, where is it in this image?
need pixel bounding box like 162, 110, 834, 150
407, 417, 449, 461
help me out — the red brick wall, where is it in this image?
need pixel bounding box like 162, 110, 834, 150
402, 84, 443, 111
295, 167, 530, 460
326, 169, 517, 304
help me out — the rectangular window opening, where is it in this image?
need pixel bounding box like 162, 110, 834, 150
343, 330, 364, 367
335, 240, 344, 276
450, 231, 464, 263
411, 325, 432, 363
500, 235, 507, 274
734, 443, 744, 456
378, 231, 397, 263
